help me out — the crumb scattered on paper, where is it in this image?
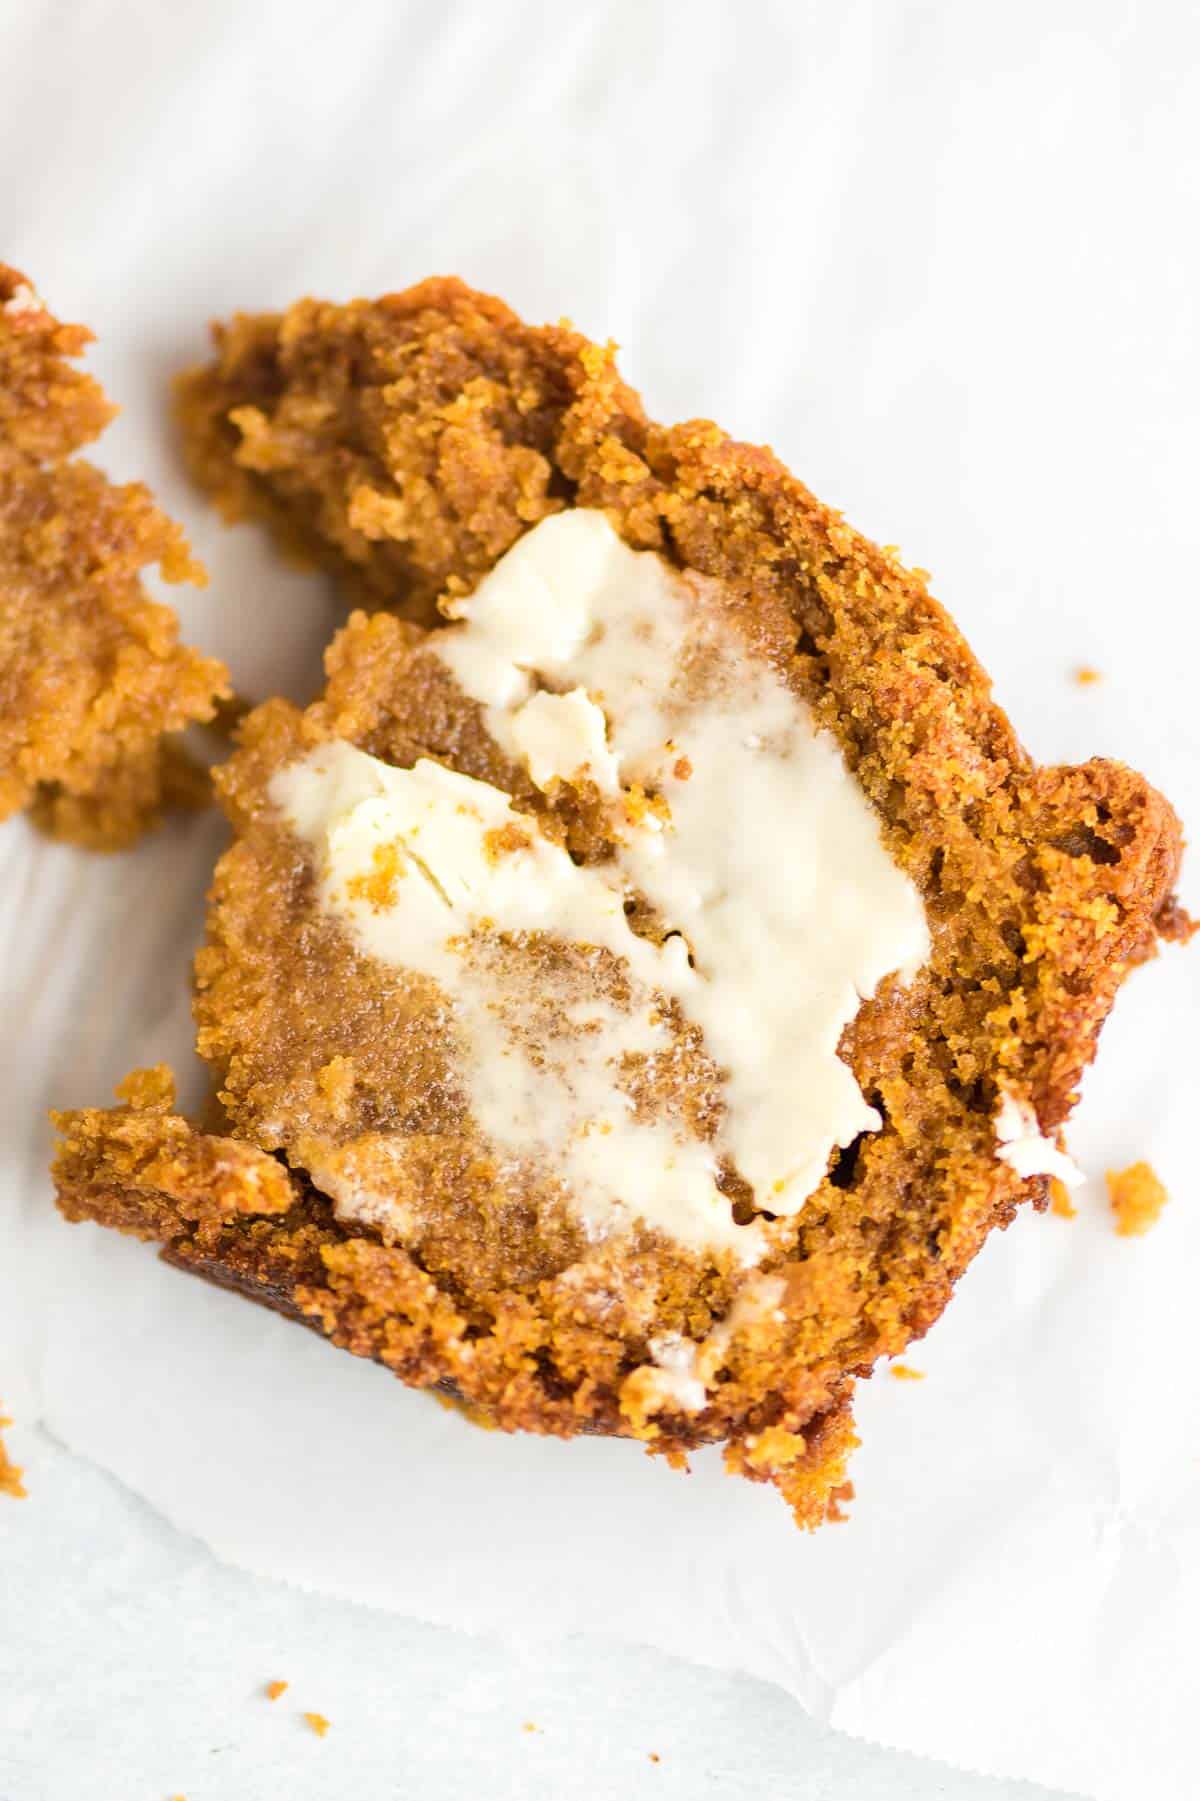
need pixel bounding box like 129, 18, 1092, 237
0, 1406, 25, 1499
1049, 1177, 1078, 1218
303, 1712, 330, 1738
890, 1364, 925, 1381
1154, 895, 1199, 945
649, 1751, 661, 1763
1107, 1161, 1168, 1237
522, 1721, 541, 1734
265, 1679, 288, 1701
1073, 665, 1102, 685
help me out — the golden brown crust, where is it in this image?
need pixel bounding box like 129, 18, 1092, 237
175, 281, 594, 618
0, 266, 230, 844
52, 280, 1187, 1525
28, 737, 214, 850
52, 1069, 296, 1245
52, 1085, 859, 1526
0, 263, 114, 460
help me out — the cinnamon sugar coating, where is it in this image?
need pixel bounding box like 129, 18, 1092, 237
53, 281, 1186, 1524
0, 266, 228, 845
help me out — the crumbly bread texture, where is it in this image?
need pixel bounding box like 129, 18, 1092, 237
0, 265, 229, 846
55, 280, 1187, 1525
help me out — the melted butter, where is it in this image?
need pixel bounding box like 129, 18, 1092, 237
272, 510, 930, 1258
510, 688, 619, 792
273, 747, 756, 1259
994, 1093, 1084, 1188
437, 511, 929, 1214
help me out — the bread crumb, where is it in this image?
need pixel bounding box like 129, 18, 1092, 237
0, 1406, 25, 1499
483, 821, 534, 864
649, 1751, 661, 1763
890, 1363, 925, 1380
1049, 1177, 1078, 1218
1155, 896, 1198, 946
825, 1480, 854, 1523
431, 1387, 501, 1431
1107, 1161, 1168, 1237
303, 1712, 330, 1738
346, 840, 405, 910
116, 1064, 177, 1113
265, 1679, 288, 1701
522, 1721, 541, 1734
1073, 666, 1102, 686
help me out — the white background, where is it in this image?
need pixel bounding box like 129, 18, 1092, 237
2, 4, 1198, 1798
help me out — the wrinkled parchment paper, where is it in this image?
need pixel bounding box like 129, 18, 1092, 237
2, 4, 1199, 1796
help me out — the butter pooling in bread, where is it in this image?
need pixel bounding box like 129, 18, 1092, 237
273, 510, 929, 1259
53, 279, 1188, 1526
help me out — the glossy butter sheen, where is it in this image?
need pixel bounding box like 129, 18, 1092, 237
273, 511, 931, 1255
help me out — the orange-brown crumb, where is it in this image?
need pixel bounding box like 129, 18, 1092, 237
346, 842, 404, 910
825, 1480, 855, 1524
890, 1363, 925, 1380
1074, 666, 1102, 686
265, 1679, 288, 1701
0, 1406, 25, 1499
484, 821, 533, 862
116, 1064, 178, 1113
431, 1389, 500, 1431
742, 1424, 807, 1471
1049, 1177, 1078, 1218
0, 263, 229, 846
1107, 1161, 1168, 1237
303, 1711, 330, 1738
649, 1751, 661, 1763
1154, 895, 1199, 946
621, 783, 670, 830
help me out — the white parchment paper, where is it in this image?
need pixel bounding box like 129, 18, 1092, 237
2, 5, 1199, 1798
